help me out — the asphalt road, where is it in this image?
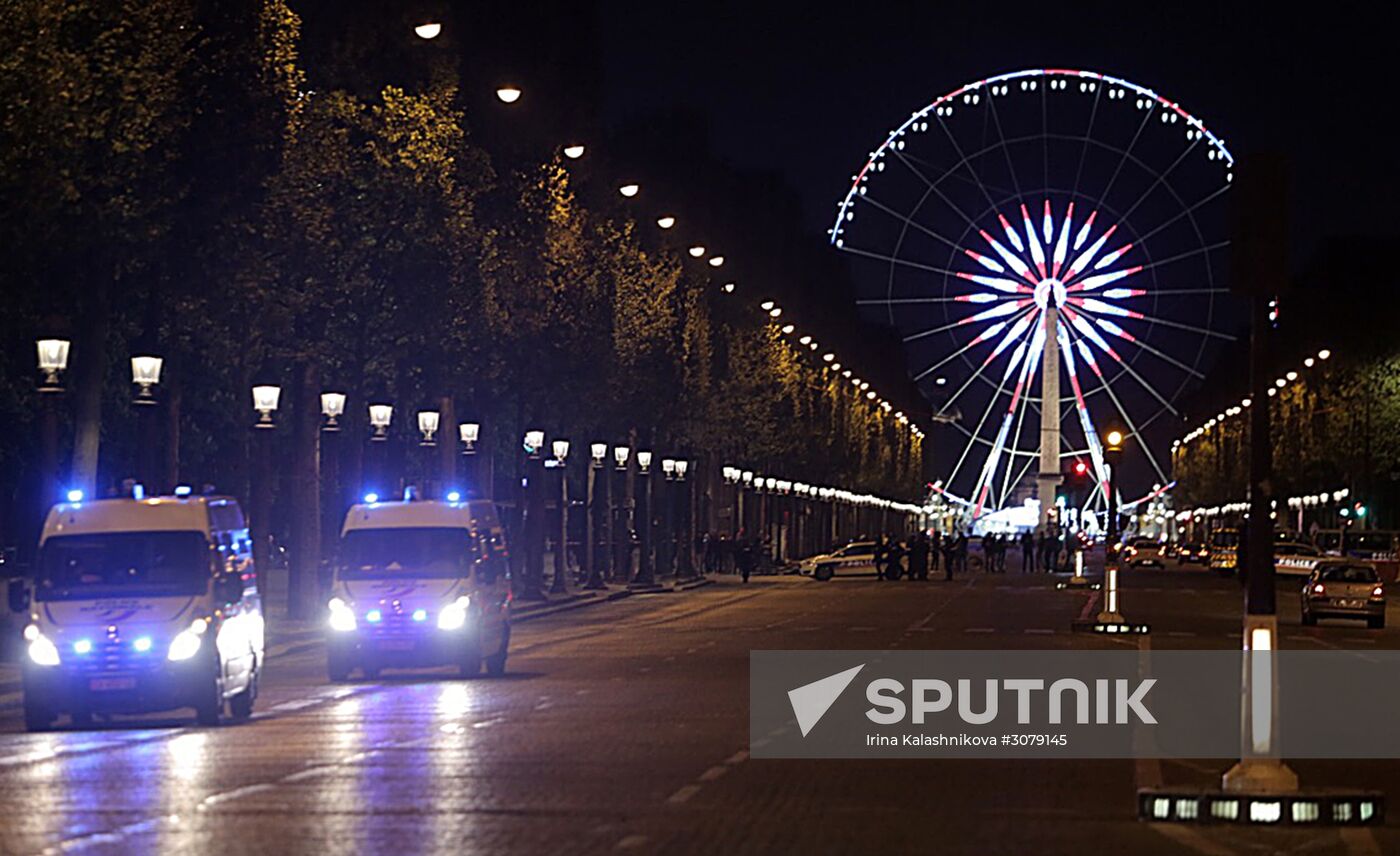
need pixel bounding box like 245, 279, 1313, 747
0, 560, 1396, 855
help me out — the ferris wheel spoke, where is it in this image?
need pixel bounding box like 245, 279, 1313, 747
944, 355, 1022, 493
984, 88, 1027, 203
1135, 240, 1230, 275
1085, 302, 1234, 341
933, 114, 1010, 227
1132, 183, 1232, 245
1070, 80, 1105, 203
833, 242, 963, 277
937, 309, 1040, 418
848, 193, 970, 254
1063, 322, 1171, 484
1098, 106, 1154, 207
888, 147, 999, 236
1088, 317, 1207, 379
1113, 136, 1203, 227
1063, 309, 1180, 417
858, 295, 985, 305
912, 305, 1037, 382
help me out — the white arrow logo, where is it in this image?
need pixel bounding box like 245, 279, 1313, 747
787, 664, 865, 737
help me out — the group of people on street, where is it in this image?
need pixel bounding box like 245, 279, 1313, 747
697, 530, 771, 583
868, 526, 1078, 580
872, 531, 969, 581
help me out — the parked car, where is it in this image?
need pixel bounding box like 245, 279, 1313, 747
1274, 541, 1323, 577
1301, 561, 1385, 628
801, 541, 879, 581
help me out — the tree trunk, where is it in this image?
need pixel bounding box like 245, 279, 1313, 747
162, 373, 182, 493
289, 362, 322, 619
68, 282, 110, 496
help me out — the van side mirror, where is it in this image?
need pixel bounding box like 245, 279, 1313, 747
8, 578, 31, 614
215, 572, 244, 604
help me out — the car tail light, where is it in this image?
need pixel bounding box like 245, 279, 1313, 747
1312, 584, 1325, 595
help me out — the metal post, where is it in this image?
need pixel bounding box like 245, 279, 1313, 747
1037, 302, 1062, 530
551, 461, 569, 593
634, 469, 653, 585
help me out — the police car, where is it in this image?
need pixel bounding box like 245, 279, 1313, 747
800, 541, 879, 581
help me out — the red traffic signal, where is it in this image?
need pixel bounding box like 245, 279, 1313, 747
1073, 460, 1089, 477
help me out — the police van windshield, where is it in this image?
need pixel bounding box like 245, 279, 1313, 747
341, 527, 477, 579
36, 531, 211, 601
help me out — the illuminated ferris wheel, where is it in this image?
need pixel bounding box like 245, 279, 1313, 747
831, 69, 1235, 518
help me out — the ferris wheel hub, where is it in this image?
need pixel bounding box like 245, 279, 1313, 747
1034, 278, 1067, 311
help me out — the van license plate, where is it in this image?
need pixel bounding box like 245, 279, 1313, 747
89, 677, 136, 691
377, 640, 415, 651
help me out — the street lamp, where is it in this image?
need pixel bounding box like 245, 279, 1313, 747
523, 429, 545, 458
413, 21, 442, 39
590, 443, 607, 468
417, 410, 440, 447
320, 392, 346, 432
618, 184, 639, 198
495, 86, 522, 104
36, 338, 70, 392
252, 385, 281, 429
708, 256, 724, 267
688, 246, 706, 258
675, 460, 688, 481
552, 439, 570, 463
562, 145, 585, 159
662, 458, 676, 480
459, 422, 479, 455
657, 216, 675, 229
742, 470, 753, 487
130, 355, 163, 404
637, 450, 653, 473
613, 445, 630, 471
369, 403, 393, 441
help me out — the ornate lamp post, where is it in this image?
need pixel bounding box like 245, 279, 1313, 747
35, 338, 70, 508
459, 422, 479, 454
252, 385, 281, 429
550, 439, 570, 593
634, 451, 654, 585
417, 411, 440, 447
320, 392, 346, 432
585, 444, 608, 589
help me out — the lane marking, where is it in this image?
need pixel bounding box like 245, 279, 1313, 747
666, 784, 702, 805
698, 766, 728, 782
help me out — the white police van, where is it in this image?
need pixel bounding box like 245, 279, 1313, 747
325, 495, 511, 680
10, 490, 264, 731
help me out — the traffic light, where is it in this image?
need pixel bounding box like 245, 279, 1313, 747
1073, 460, 1089, 478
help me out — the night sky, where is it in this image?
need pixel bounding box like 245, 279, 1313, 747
602, 2, 1392, 256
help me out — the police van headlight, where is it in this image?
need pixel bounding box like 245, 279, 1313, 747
327, 597, 357, 632
168, 618, 209, 662
25, 625, 60, 667
437, 596, 471, 631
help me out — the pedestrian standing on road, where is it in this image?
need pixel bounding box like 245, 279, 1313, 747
738, 539, 754, 583
1020, 529, 1034, 573
943, 534, 957, 580
873, 536, 888, 581
909, 534, 930, 581
929, 531, 942, 573
955, 531, 969, 574
886, 539, 907, 580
